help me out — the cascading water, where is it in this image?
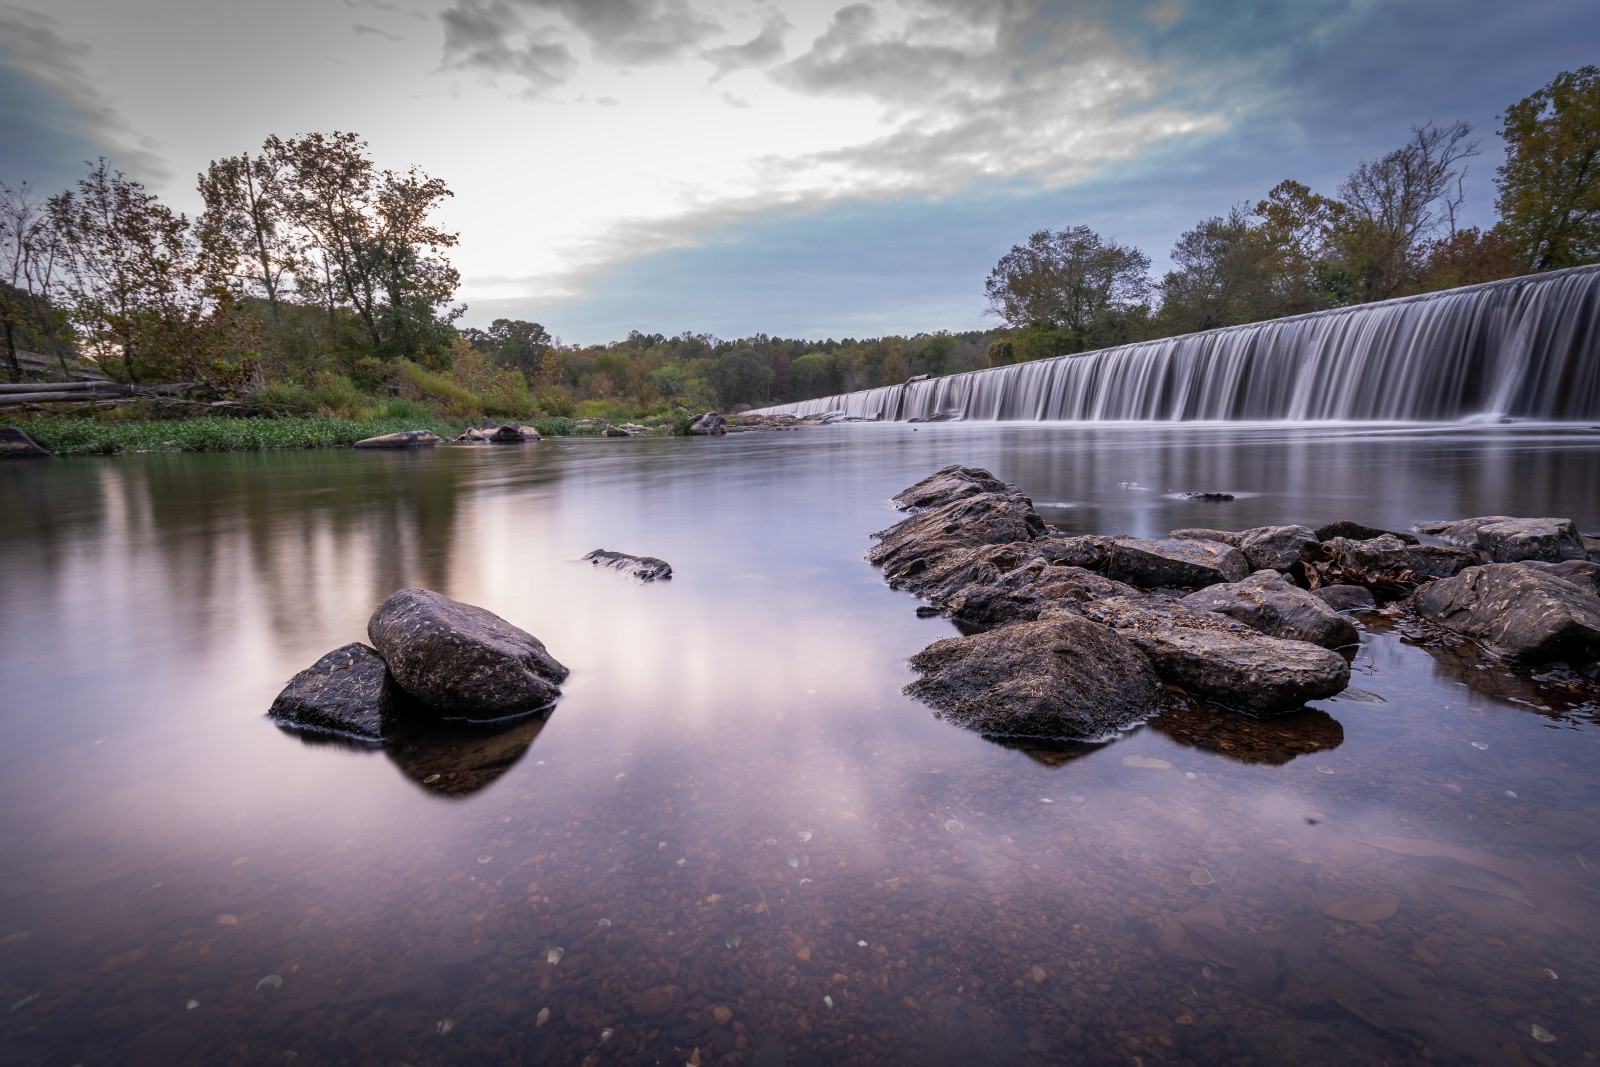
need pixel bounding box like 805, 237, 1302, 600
752, 264, 1600, 422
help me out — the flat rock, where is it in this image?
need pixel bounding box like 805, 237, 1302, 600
943, 564, 1138, 627
1475, 517, 1586, 563
353, 429, 442, 449
0, 426, 51, 458
1423, 515, 1516, 545
1414, 563, 1600, 662
891, 465, 1013, 511
1318, 519, 1418, 544
1087, 595, 1350, 713
1322, 534, 1481, 587
626, 985, 685, 1019
1314, 584, 1377, 612
869, 491, 1045, 588
268, 643, 389, 740
1237, 525, 1320, 572
1169, 527, 1240, 546
906, 615, 1166, 740
1105, 537, 1250, 590
1515, 559, 1600, 596
368, 589, 568, 717
1182, 570, 1359, 649
584, 548, 672, 581
1180, 491, 1234, 502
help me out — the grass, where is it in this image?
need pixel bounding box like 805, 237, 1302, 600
12, 414, 591, 456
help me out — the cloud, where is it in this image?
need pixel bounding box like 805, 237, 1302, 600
353, 22, 408, 41
441, 0, 579, 95
0, 3, 170, 182
342, 0, 429, 20
702, 12, 789, 80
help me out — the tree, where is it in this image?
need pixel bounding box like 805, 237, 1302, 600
1496, 66, 1600, 270
198, 150, 297, 322
1333, 121, 1479, 301
1157, 206, 1276, 334
984, 226, 1151, 352
712, 347, 773, 408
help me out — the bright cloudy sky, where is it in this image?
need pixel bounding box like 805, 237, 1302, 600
1, 0, 1594, 343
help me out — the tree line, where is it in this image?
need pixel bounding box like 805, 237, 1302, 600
1, 66, 1595, 415
982, 67, 1600, 366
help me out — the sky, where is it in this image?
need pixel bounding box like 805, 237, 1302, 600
1, 0, 1595, 345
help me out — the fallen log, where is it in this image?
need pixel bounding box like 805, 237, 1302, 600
0, 381, 125, 394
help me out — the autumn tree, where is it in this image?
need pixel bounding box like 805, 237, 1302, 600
198, 150, 298, 321
984, 226, 1151, 353
1496, 66, 1600, 270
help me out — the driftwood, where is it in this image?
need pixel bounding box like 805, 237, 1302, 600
0, 381, 203, 407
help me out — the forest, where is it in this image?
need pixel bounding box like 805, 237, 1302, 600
1, 66, 1596, 424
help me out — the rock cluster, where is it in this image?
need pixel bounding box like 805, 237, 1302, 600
269, 589, 568, 740
688, 412, 727, 435
879, 465, 1600, 742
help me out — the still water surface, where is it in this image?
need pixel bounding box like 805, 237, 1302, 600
3, 423, 1600, 1065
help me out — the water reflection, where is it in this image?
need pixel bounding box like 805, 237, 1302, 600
1149, 701, 1345, 765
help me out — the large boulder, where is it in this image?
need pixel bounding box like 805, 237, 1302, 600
891, 465, 1013, 511
1237, 525, 1320, 573
1414, 564, 1600, 663
1087, 596, 1350, 713
1474, 517, 1587, 563
353, 429, 442, 449
584, 548, 673, 581
1104, 537, 1250, 590
688, 412, 726, 435
1, 426, 51, 458
1417, 515, 1514, 545
905, 615, 1166, 740
943, 563, 1138, 627
490, 424, 538, 443
368, 589, 569, 717
869, 490, 1045, 588
1317, 519, 1418, 545
1515, 559, 1600, 596
1182, 570, 1359, 649
268, 642, 389, 740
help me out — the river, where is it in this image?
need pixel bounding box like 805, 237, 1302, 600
2, 422, 1599, 1065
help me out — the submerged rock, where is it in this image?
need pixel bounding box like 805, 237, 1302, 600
1414, 564, 1600, 662
268, 642, 390, 740
1105, 537, 1250, 590
584, 548, 673, 581
0, 426, 51, 458
1182, 570, 1359, 649
1087, 595, 1350, 713
1475, 517, 1587, 563
1237, 525, 1320, 573
368, 589, 569, 717
353, 429, 442, 449
906, 615, 1166, 740
1180, 491, 1235, 502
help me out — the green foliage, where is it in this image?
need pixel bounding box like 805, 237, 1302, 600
985, 339, 1016, 367
984, 226, 1152, 352
13, 414, 468, 455
1496, 66, 1600, 270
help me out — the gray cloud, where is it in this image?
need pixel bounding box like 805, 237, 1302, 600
0, 4, 170, 183
440, 0, 724, 93
343, 0, 430, 20
702, 12, 789, 80
353, 22, 408, 41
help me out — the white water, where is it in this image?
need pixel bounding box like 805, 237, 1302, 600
754, 264, 1600, 422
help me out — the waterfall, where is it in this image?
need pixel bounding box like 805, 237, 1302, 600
752, 264, 1600, 422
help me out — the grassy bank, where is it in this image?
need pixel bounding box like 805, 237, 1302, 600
11, 414, 593, 456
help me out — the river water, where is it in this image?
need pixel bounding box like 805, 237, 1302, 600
3, 422, 1600, 1066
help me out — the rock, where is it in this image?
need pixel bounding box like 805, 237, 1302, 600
1087, 595, 1351, 713
457, 427, 490, 442
1237, 525, 1320, 572
1104, 537, 1250, 590
584, 548, 673, 582
1515, 559, 1600, 596
869, 490, 1045, 588
626, 985, 685, 1019
0, 426, 51, 458
882, 540, 1042, 603
905, 615, 1166, 740
353, 429, 442, 448
1182, 570, 1359, 649
943, 564, 1139, 627
1474, 517, 1587, 563
489, 424, 534, 443
1584, 534, 1600, 561
1318, 519, 1418, 544
603, 425, 630, 437
1314, 584, 1377, 612
616, 423, 648, 436
1180, 491, 1235, 502
1424, 515, 1516, 545
267, 642, 389, 740
1414, 564, 1600, 662
1035, 534, 1114, 571
688, 412, 726, 435
1169, 528, 1240, 546
1321, 534, 1481, 587
368, 589, 569, 717
890, 465, 1013, 511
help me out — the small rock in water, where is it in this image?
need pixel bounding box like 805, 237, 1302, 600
597, 918, 612, 928
764, 837, 778, 847
255, 974, 283, 991
1190, 868, 1216, 886
725, 934, 742, 949
546, 947, 564, 965
944, 818, 964, 832
436, 1020, 454, 1036
786, 854, 800, 868
186, 999, 200, 1011
1531, 1024, 1556, 1043
583, 548, 673, 582
797, 830, 812, 842
1122, 755, 1172, 770
536, 1006, 550, 1027
1180, 491, 1235, 502
1471, 741, 1489, 750
822, 995, 834, 1009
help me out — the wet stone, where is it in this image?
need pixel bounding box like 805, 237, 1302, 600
1313, 584, 1377, 612
1105, 537, 1250, 590
626, 984, 685, 1019
1168, 528, 1241, 546
1414, 563, 1600, 663
1318, 519, 1419, 544
890, 464, 1014, 511
352, 429, 442, 449
1236, 525, 1320, 573
1182, 570, 1359, 649
267, 642, 389, 741
1474, 517, 1587, 564
583, 548, 673, 582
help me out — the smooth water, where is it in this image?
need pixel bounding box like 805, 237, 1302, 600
3, 424, 1600, 1066
755, 265, 1600, 422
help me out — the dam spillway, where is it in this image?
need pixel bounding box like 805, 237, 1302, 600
752, 264, 1600, 422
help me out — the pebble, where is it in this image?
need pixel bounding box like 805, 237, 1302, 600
1531, 1024, 1556, 1043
